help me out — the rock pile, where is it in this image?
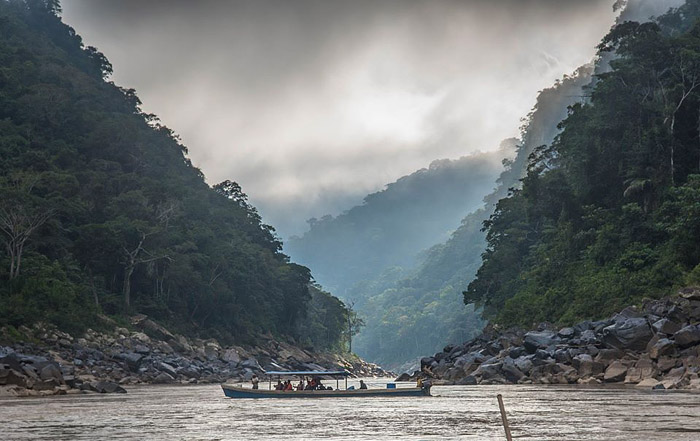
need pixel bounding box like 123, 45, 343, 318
1, 315, 389, 397
405, 289, 700, 390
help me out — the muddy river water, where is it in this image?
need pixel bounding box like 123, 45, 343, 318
1, 381, 699, 440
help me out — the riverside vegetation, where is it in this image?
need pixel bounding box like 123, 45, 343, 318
0, 0, 365, 395
0, 315, 387, 397
288, 0, 694, 371
403, 288, 700, 391
405, 0, 700, 391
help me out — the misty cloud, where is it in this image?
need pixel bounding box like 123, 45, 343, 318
61, 0, 652, 237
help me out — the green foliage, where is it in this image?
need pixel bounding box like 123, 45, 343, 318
0, 0, 348, 347
296, 284, 352, 352
466, 5, 700, 328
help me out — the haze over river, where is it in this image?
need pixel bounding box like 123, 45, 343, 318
2, 381, 699, 440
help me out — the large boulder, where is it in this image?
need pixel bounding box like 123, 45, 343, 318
157, 362, 178, 378
652, 319, 682, 336
241, 358, 263, 371
514, 356, 534, 375
674, 325, 700, 348
116, 352, 143, 371
572, 354, 604, 377
153, 372, 175, 384
624, 357, 655, 384
456, 375, 477, 385
91, 381, 127, 393
679, 287, 700, 301
523, 331, 557, 353
603, 361, 628, 382
501, 359, 525, 383
649, 338, 676, 360
473, 363, 503, 381
38, 363, 63, 383
601, 317, 653, 351
557, 327, 575, 339
579, 330, 598, 344
0, 368, 28, 388
221, 348, 241, 364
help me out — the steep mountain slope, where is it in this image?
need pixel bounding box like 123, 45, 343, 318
353, 67, 595, 368
0, 0, 349, 350
466, 0, 700, 327
285, 148, 511, 297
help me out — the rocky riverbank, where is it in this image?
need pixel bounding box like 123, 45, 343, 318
0, 314, 390, 397
402, 288, 700, 391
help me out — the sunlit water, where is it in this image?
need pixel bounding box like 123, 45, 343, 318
2, 379, 699, 440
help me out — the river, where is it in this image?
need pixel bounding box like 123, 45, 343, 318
1, 380, 699, 440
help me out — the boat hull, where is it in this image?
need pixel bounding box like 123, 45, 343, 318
221, 384, 431, 398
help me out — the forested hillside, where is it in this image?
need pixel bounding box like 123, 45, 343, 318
0, 0, 349, 350
466, 0, 700, 328
353, 67, 595, 368
286, 149, 510, 296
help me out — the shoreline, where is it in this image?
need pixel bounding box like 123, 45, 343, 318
0, 315, 391, 398
401, 288, 700, 392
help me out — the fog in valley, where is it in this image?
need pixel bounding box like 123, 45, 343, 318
61, 0, 625, 238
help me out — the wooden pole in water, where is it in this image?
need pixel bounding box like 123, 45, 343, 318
497, 394, 513, 441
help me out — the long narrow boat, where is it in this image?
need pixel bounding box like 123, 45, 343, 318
221, 370, 431, 399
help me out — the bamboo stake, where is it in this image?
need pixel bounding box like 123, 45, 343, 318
497, 394, 513, 441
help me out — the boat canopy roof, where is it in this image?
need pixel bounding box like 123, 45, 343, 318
264, 370, 351, 377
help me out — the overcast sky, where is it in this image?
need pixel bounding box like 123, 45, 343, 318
61, 0, 631, 237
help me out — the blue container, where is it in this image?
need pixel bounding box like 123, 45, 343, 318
386, 383, 396, 389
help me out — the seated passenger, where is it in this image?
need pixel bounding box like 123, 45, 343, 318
359, 380, 367, 389
284, 380, 293, 391
274, 380, 284, 390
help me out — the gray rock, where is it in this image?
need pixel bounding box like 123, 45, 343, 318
473, 363, 502, 380
652, 319, 682, 336
554, 349, 572, 364
558, 327, 575, 339
573, 321, 592, 333
679, 287, 700, 301
39, 363, 63, 383
134, 345, 150, 354
456, 375, 477, 385
523, 331, 556, 354
0, 368, 28, 388
501, 359, 525, 383
221, 348, 241, 364
601, 317, 653, 351
514, 356, 534, 374
153, 372, 175, 384
91, 381, 127, 393
573, 354, 605, 377
241, 358, 262, 371
656, 356, 677, 372
508, 347, 526, 359
604, 361, 628, 382
119, 352, 143, 371
595, 348, 624, 363
649, 338, 676, 360
580, 330, 598, 344
674, 325, 700, 347
158, 362, 178, 378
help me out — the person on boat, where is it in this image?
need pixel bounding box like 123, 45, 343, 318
296, 380, 304, 391
284, 380, 293, 391
308, 377, 318, 390
359, 379, 367, 389
275, 380, 284, 390
316, 378, 325, 390
251, 375, 259, 390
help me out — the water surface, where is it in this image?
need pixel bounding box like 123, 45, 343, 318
2, 380, 698, 440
